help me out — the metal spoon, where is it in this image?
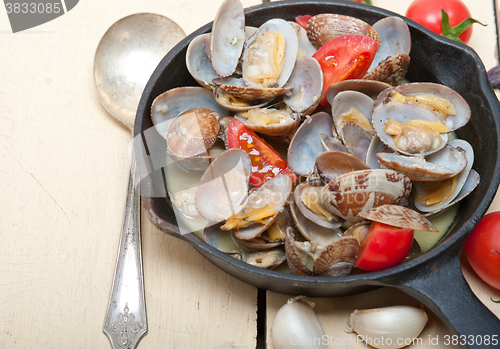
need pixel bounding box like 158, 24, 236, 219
93, 13, 185, 349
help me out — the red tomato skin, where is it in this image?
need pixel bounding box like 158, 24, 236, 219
355, 222, 414, 272
227, 118, 297, 186
464, 212, 500, 290
295, 15, 312, 30
406, 0, 473, 43
312, 35, 377, 105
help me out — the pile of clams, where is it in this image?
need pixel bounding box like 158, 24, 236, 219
151, 0, 479, 276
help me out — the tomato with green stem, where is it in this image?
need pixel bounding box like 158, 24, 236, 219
464, 211, 500, 290
312, 35, 377, 105
405, 0, 485, 44
355, 222, 414, 272
226, 118, 297, 187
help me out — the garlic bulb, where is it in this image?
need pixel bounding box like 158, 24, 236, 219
272, 296, 327, 349
346, 305, 428, 349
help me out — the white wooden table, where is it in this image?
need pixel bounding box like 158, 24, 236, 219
0, 0, 499, 348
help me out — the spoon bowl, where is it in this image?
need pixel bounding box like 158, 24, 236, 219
94, 13, 186, 128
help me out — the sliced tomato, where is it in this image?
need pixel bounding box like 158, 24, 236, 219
227, 118, 297, 186
295, 15, 312, 30
355, 222, 414, 272
312, 35, 378, 105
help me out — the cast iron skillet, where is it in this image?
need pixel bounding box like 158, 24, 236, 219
134, 1, 500, 346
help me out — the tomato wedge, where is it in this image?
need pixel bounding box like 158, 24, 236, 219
312, 35, 378, 105
355, 222, 414, 272
227, 118, 297, 186
295, 15, 312, 30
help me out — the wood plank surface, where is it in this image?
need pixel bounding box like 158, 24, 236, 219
0, 0, 499, 348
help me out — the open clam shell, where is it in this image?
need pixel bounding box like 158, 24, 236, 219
186, 34, 220, 89
246, 247, 287, 269
282, 56, 323, 116
377, 83, 471, 132
331, 90, 375, 140
341, 122, 373, 163
319, 169, 412, 223
414, 139, 477, 213
293, 180, 343, 230
320, 133, 348, 153
372, 102, 449, 156
306, 13, 381, 49
195, 149, 252, 222
377, 144, 467, 182
213, 77, 294, 100
233, 174, 293, 240
367, 17, 411, 73
242, 18, 298, 89
151, 86, 230, 139
210, 0, 246, 77
284, 227, 359, 277
234, 107, 300, 136
213, 87, 272, 111
287, 111, 333, 176
364, 17, 411, 85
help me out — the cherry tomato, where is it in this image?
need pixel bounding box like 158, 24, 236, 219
355, 222, 414, 272
226, 118, 297, 187
464, 212, 500, 290
312, 35, 377, 105
295, 15, 311, 30
406, 0, 473, 43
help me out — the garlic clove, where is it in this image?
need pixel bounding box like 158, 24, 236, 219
272, 296, 327, 349
346, 305, 428, 349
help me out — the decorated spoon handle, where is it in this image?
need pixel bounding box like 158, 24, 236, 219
103, 151, 147, 349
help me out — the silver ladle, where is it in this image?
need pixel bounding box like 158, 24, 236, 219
93, 13, 185, 349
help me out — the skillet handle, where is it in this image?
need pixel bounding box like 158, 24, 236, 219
389, 249, 500, 349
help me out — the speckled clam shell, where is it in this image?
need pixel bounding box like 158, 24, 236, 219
151, 86, 230, 139
315, 150, 370, 183
284, 227, 359, 277
380, 83, 471, 132
213, 77, 294, 99
363, 54, 410, 86
210, 0, 246, 77
166, 108, 220, 159
306, 13, 381, 49
283, 56, 323, 116
292, 180, 343, 231
234, 108, 300, 136
287, 112, 333, 176
195, 149, 251, 222
233, 174, 293, 241
242, 18, 298, 89
372, 102, 449, 157
376, 144, 467, 182
319, 169, 412, 223
358, 204, 438, 232
325, 79, 391, 104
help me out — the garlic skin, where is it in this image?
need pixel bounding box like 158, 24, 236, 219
272, 296, 327, 349
346, 305, 428, 349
